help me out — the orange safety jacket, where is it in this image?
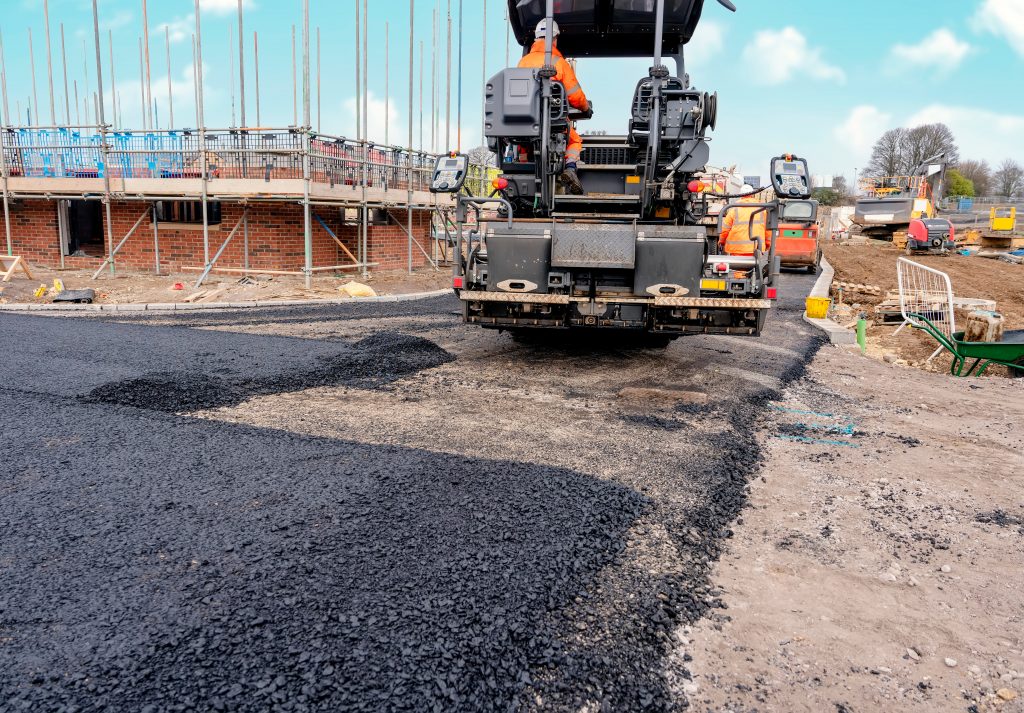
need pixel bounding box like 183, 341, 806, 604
517, 40, 589, 112
518, 41, 588, 163
719, 200, 767, 256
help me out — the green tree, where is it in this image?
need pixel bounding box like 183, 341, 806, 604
811, 187, 841, 206
945, 169, 975, 198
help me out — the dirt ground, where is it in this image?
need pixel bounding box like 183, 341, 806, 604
686, 345, 1024, 712
0, 264, 452, 305
823, 242, 1024, 377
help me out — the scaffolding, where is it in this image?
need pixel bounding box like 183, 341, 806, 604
0, 0, 499, 284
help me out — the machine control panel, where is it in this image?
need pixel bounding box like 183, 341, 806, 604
770, 155, 811, 198
430, 153, 470, 193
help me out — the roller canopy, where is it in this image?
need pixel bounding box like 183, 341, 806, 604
509, 0, 708, 58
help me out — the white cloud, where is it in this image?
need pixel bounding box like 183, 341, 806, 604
741, 27, 845, 85
889, 29, 970, 72
155, 15, 195, 45
973, 0, 1024, 57
835, 105, 893, 153
906, 104, 1024, 163
199, 0, 253, 14
686, 21, 725, 72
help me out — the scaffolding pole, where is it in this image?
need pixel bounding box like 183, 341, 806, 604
108, 31, 117, 130
142, 0, 153, 130
0, 121, 10, 257
166, 27, 173, 129
384, 22, 389, 146
194, 0, 210, 267
237, 0, 246, 129
354, 3, 361, 139
408, 0, 414, 273
362, 0, 369, 277
44, 0, 56, 126
253, 31, 261, 126
152, 201, 160, 274
291, 25, 297, 126
445, 0, 451, 149
90, 0, 114, 274
302, 0, 313, 289
0, 31, 9, 126
29, 29, 40, 126
60, 25, 69, 125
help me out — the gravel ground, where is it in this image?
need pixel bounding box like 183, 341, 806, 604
1, 272, 820, 712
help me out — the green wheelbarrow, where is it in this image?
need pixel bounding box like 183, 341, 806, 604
909, 314, 1024, 377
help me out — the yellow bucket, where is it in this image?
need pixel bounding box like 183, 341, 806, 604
805, 297, 832, 319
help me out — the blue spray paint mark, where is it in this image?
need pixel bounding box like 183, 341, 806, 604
794, 421, 856, 436
771, 406, 838, 419
773, 434, 860, 448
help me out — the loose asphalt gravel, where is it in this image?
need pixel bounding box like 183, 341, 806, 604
1, 272, 820, 712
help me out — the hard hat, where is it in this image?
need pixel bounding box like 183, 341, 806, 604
535, 18, 560, 40
741, 184, 754, 192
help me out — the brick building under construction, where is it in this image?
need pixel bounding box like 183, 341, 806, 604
0, 127, 461, 281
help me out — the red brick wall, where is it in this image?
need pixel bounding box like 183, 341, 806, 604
8, 199, 434, 273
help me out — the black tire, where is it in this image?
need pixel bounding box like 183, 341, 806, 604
1013, 358, 1024, 379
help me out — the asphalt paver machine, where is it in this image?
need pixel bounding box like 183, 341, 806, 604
431, 0, 816, 340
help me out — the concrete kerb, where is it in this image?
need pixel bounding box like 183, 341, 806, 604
0, 288, 456, 314
802, 257, 858, 346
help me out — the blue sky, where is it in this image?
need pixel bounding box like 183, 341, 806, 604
2, 0, 1022, 185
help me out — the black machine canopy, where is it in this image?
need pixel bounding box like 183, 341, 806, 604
509, 0, 712, 59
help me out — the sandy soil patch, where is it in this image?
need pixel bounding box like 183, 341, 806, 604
685, 345, 1024, 712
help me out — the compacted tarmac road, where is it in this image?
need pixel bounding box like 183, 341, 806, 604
1, 273, 818, 712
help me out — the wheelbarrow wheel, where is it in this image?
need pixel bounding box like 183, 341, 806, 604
1013, 357, 1024, 379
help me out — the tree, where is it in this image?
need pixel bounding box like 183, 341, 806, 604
864, 123, 959, 177
832, 175, 850, 202
945, 169, 975, 198
957, 159, 992, 196
467, 145, 497, 168
901, 123, 959, 172
993, 159, 1024, 198
811, 187, 841, 206
865, 128, 906, 177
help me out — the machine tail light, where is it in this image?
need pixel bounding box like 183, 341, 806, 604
766, 287, 778, 300
453, 276, 464, 289
491, 176, 509, 191
687, 180, 706, 193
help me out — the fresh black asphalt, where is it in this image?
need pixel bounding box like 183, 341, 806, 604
0, 273, 821, 711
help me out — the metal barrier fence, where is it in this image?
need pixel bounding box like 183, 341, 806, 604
0, 125, 495, 195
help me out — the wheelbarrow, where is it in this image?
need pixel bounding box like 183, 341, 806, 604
909, 314, 1024, 377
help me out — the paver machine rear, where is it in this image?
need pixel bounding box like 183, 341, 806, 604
431, 0, 816, 340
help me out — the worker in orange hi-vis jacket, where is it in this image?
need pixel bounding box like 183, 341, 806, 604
518, 18, 590, 195
719, 187, 768, 256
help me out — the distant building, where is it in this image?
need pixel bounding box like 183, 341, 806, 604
743, 176, 761, 189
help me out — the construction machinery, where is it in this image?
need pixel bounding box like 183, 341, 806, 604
853, 153, 948, 240
432, 0, 815, 340
906, 217, 956, 255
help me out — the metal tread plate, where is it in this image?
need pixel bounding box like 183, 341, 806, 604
551, 223, 637, 269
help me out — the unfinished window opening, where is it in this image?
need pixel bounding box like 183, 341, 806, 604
58, 199, 105, 257
155, 200, 223, 227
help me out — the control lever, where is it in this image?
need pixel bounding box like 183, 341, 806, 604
717, 0, 737, 10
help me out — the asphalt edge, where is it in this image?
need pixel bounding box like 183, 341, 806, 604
801, 257, 857, 346
0, 288, 456, 314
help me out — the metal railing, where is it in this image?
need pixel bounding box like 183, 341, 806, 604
0, 125, 495, 195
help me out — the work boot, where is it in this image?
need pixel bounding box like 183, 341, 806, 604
559, 168, 585, 195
